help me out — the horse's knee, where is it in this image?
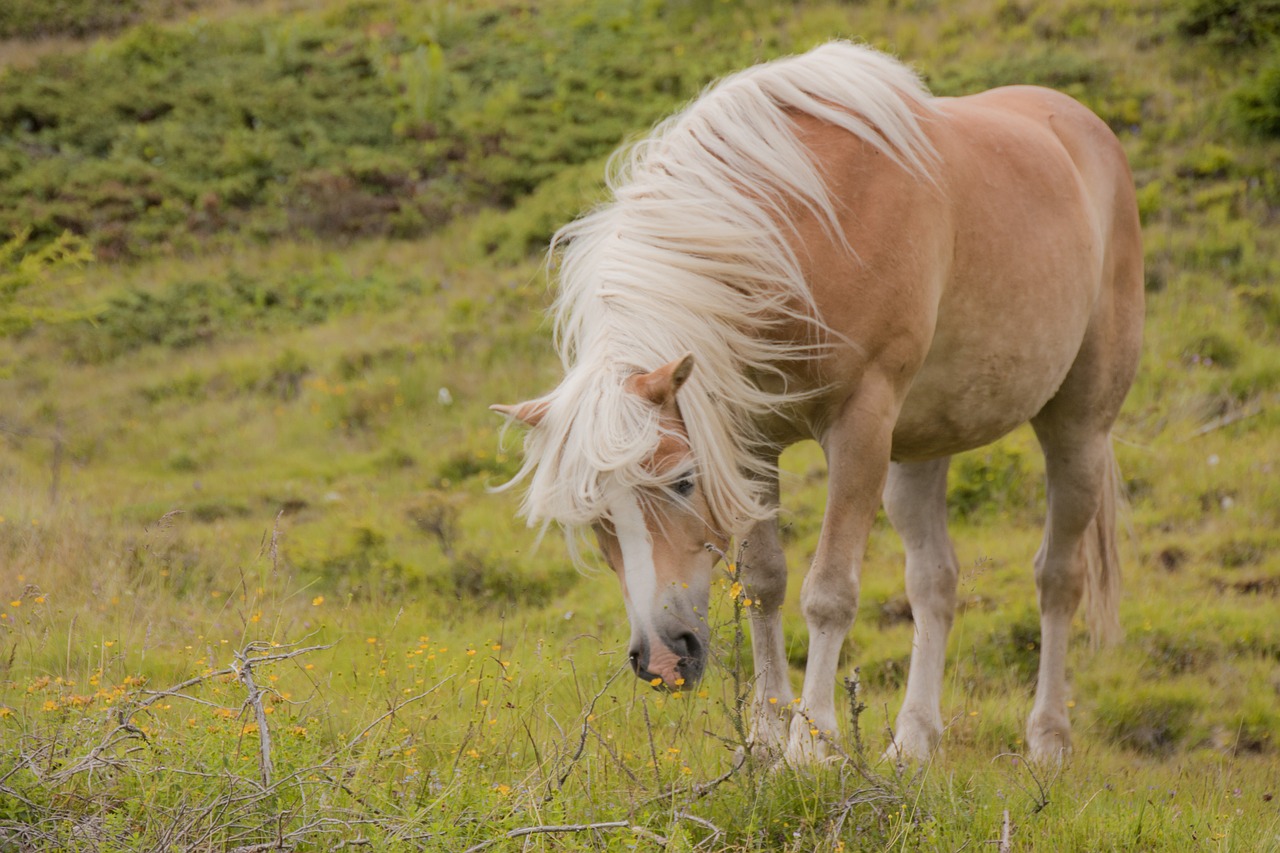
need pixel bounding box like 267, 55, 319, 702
1035, 553, 1086, 614
906, 558, 957, 617
800, 569, 859, 629
739, 516, 788, 604
743, 551, 788, 609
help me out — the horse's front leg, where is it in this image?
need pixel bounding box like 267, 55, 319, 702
787, 379, 897, 764
739, 494, 793, 757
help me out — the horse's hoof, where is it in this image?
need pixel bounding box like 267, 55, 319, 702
784, 717, 838, 766
1026, 728, 1072, 765
882, 740, 922, 766
883, 724, 939, 764
740, 739, 781, 767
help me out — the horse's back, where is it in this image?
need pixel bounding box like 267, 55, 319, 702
882, 86, 1142, 460
943, 85, 1140, 257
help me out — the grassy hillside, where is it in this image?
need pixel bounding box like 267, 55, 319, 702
1, 0, 1278, 849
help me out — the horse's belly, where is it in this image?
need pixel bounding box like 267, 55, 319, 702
889, 299, 1087, 461
891, 364, 1055, 461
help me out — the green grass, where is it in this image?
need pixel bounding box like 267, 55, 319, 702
0, 0, 205, 40
1, 0, 1279, 849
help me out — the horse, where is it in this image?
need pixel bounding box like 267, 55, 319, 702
493, 41, 1143, 764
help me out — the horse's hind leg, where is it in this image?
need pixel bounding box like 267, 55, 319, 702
883, 457, 959, 760
1026, 419, 1114, 762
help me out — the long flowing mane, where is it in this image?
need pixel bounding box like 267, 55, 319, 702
503, 41, 939, 538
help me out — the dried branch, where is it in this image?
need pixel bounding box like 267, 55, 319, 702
233, 647, 275, 789
588, 723, 640, 784
549, 662, 629, 797
342, 677, 453, 753
461, 820, 633, 853
633, 760, 740, 812
676, 809, 723, 842
1189, 402, 1265, 437
993, 752, 1060, 814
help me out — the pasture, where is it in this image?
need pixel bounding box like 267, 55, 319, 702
1, 0, 1278, 849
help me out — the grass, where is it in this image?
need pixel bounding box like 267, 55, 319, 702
1, 0, 1279, 849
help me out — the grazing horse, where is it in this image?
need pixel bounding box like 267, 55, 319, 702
493, 41, 1143, 764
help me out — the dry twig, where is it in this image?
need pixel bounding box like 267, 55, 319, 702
461, 820, 634, 853
551, 662, 629, 796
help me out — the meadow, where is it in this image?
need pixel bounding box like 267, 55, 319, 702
0, 0, 1278, 849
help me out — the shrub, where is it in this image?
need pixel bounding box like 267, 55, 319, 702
0, 228, 94, 336
435, 448, 519, 486
299, 523, 419, 602
1234, 57, 1280, 138
949, 444, 1037, 523
1236, 285, 1280, 339
1176, 143, 1239, 179
928, 51, 1098, 97
1177, 0, 1280, 48
1181, 330, 1241, 369
0, 0, 758, 258
65, 266, 426, 361
0, 0, 200, 39
1095, 686, 1200, 754
442, 552, 577, 610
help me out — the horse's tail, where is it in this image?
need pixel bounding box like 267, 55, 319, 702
1083, 438, 1124, 648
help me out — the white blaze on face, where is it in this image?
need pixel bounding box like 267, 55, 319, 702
608, 486, 658, 628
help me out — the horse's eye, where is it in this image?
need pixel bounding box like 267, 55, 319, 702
673, 478, 695, 498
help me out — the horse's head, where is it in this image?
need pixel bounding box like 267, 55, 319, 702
493, 354, 728, 689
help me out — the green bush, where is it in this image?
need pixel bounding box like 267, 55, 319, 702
65, 266, 427, 361
442, 552, 577, 610
1234, 56, 1280, 137
948, 444, 1037, 523
0, 0, 763, 258
1181, 330, 1241, 369
0, 228, 94, 336
1177, 143, 1239, 179
928, 51, 1099, 97
1177, 0, 1280, 48
436, 449, 520, 486
0, 0, 198, 39
299, 523, 419, 602
1236, 285, 1280, 339
966, 611, 1043, 687
1094, 685, 1200, 755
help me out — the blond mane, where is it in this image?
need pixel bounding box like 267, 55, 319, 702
502, 41, 938, 539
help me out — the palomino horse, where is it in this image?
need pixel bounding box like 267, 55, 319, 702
494, 41, 1143, 764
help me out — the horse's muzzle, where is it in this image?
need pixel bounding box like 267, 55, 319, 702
630, 631, 705, 689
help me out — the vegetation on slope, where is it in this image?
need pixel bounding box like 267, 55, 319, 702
0, 0, 1278, 849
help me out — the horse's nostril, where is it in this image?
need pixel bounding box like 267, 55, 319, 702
628, 650, 643, 675
674, 633, 706, 685
673, 632, 701, 662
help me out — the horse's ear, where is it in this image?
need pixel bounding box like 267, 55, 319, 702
490, 400, 549, 427
633, 353, 695, 407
